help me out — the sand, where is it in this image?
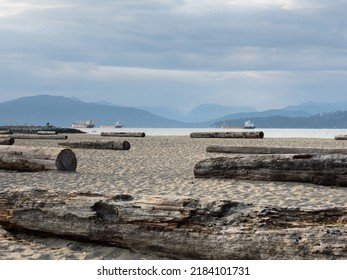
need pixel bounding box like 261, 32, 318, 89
1, 134, 347, 259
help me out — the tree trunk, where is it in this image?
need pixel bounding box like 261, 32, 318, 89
9, 134, 68, 140
37, 131, 58, 135
59, 140, 130, 150
101, 132, 146, 137
1, 190, 347, 259
0, 146, 77, 172
190, 131, 264, 139
194, 154, 347, 186
0, 130, 12, 135
0, 138, 15, 145
335, 135, 347, 140
206, 145, 347, 154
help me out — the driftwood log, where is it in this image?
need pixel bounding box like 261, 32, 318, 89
194, 154, 347, 186
8, 134, 68, 140
59, 140, 130, 150
335, 135, 347, 140
190, 131, 264, 139
0, 138, 15, 145
0, 130, 12, 135
37, 131, 58, 135
0, 190, 347, 259
206, 145, 347, 154
0, 145, 77, 172
101, 132, 145, 138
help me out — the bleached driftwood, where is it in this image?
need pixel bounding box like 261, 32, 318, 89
0, 190, 346, 259
190, 131, 264, 139
59, 140, 130, 150
0, 138, 14, 145
101, 132, 145, 138
206, 145, 347, 154
37, 131, 58, 135
194, 154, 347, 186
0, 130, 12, 135
0, 145, 77, 172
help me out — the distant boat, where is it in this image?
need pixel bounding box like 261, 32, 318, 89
243, 120, 256, 129
72, 119, 94, 128
100, 121, 123, 128
220, 123, 242, 129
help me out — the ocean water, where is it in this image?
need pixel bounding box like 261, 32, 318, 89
80, 127, 347, 138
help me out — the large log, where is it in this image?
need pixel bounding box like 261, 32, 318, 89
0, 190, 347, 259
37, 131, 58, 135
0, 145, 77, 172
59, 140, 130, 150
9, 134, 68, 140
0, 138, 15, 145
206, 145, 347, 154
194, 154, 347, 186
335, 135, 347, 140
101, 132, 145, 137
0, 130, 12, 135
190, 131, 264, 139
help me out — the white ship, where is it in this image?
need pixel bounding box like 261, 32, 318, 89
243, 120, 256, 129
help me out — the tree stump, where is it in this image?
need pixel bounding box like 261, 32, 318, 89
0, 145, 77, 172
194, 154, 347, 186
190, 131, 264, 139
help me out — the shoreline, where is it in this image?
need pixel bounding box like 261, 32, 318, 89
1, 134, 347, 259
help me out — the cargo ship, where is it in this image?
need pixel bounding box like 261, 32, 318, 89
71, 120, 94, 128
100, 121, 123, 128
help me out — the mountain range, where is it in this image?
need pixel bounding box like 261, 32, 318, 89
1, 95, 347, 128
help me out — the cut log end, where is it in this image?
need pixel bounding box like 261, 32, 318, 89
55, 149, 77, 171
0, 138, 15, 145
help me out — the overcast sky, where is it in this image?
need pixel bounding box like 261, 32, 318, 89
1, 0, 347, 112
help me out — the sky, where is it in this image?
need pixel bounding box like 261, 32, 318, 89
1, 0, 347, 112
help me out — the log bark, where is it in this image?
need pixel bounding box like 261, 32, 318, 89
1, 190, 347, 259
190, 131, 264, 139
37, 131, 58, 135
101, 132, 145, 137
335, 135, 347, 140
0, 145, 77, 172
9, 134, 68, 140
0, 130, 12, 135
0, 138, 15, 145
59, 140, 130, 150
206, 145, 347, 154
194, 154, 347, 186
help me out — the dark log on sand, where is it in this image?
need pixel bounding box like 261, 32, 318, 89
0, 130, 12, 135
0, 138, 15, 145
37, 131, 58, 135
190, 131, 264, 139
1, 190, 347, 259
194, 154, 347, 186
206, 145, 347, 154
10, 134, 68, 140
335, 135, 347, 140
101, 132, 145, 137
59, 140, 130, 150
0, 145, 77, 172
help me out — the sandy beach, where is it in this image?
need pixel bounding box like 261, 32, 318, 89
1, 133, 347, 259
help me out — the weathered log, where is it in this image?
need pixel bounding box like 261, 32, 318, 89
190, 131, 264, 139
194, 154, 347, 186
37, 131, 57, 135
335, 135, 347, 140
206, 145, 347, 154
0, 130, 12, 135
101, 132, 145, 137
59, 140, 130, 150
0, 138, 15, 145
0, 145, 77, 172
9, 134, 68, 140
1, 190, 347, 259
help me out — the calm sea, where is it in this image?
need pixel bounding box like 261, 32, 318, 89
80, 127, 347, 139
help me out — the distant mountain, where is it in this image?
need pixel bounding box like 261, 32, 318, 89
212, 111, 347, 128
0, 95, 193, 128
283, 101, 347, 114
184, 104, 256, 122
